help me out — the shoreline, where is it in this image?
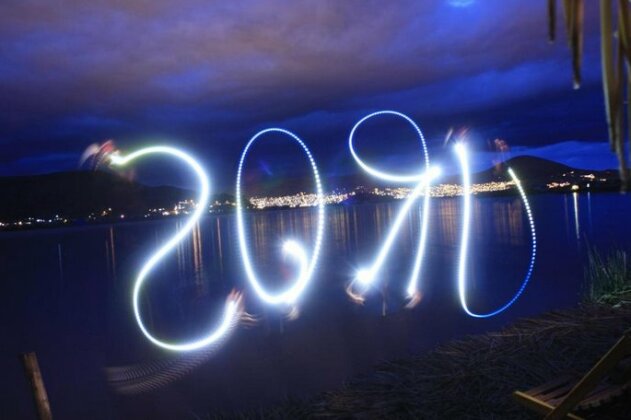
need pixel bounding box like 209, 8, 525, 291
209, 303, 631, 419
0, 189, 625, 234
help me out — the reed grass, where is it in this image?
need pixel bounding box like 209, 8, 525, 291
205, 304, 631, 419
584, 246, 631, 306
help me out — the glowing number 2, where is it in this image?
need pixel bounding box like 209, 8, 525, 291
110, 146, 240, 351
236, 128, 325, 306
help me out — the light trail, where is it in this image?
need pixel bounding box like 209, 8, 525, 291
347, 169, 439, 301
236, 128, 325, 306
455, 143, 537, 318
349, 111, 430, 183
110, 121, 538, 355
347, 111, 436, 301
110, 146, 241, 351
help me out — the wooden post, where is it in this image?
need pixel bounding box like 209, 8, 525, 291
21, 352, 53, 420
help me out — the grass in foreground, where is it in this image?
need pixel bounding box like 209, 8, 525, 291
584, 247, 631, 306
207, 304, 631, 419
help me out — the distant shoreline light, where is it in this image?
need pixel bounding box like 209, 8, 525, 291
247, 180, 516, 209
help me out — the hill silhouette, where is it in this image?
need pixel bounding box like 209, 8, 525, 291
324, 155, 615, 189
469, 155, 617, 186
247, 155, 615, 193
0, 171, 194, 220
0, 156, 619, 222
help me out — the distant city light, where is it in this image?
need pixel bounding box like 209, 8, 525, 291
1, 168, 605, 231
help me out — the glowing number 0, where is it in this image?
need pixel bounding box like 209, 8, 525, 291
236, 129, 325, 306
110, 146, 240, 351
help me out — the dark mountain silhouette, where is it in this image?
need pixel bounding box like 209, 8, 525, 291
250, 155, 616, 193
465, 156, 618, 188
0, 171, 195, 220
323, 155, 616, 190
0, 156, 619, 222
474, 156, 573, 182
471, 156, 587, 182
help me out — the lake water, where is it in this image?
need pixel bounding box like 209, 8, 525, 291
1, 192, 630, 419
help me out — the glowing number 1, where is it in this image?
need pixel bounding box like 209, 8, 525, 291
110, 146, 241, 351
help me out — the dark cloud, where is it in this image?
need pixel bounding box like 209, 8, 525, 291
0, 0, 610, 188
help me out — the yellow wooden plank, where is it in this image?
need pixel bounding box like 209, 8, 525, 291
513, 391, 584, 420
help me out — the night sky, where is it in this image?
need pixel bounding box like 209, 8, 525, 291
0, 0, 613, 190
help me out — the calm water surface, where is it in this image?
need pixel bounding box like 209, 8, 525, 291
1, 193, 630, 418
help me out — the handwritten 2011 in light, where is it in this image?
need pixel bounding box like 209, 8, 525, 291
109, 110, 536, 352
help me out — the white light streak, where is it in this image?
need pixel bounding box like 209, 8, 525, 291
347, 111, 436, 300
348, 168, 439, 298
455, 143, 537, 318
236, 129, 325, 305
110, 146, 240, 351
349, 111, 429, 183
110, 126, 538, 355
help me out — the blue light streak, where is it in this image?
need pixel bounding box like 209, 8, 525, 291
455, 143, 537, 318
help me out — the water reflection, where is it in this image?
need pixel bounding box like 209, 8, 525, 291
111, 195, 538, 380
215, 217, 224, 277
573, 192, 580, 240
492, 200, 525, 246
563, 194, 570, 239
150, 198, 537, 301
105, 226, 117, 281
437, 199, 458, 245
192, 222, 204, 295
108, 196, 540, 322
587, 192, 593, 231
149, 196, 536, 322
57, 243, 64, 282
5, 194, 628, 418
